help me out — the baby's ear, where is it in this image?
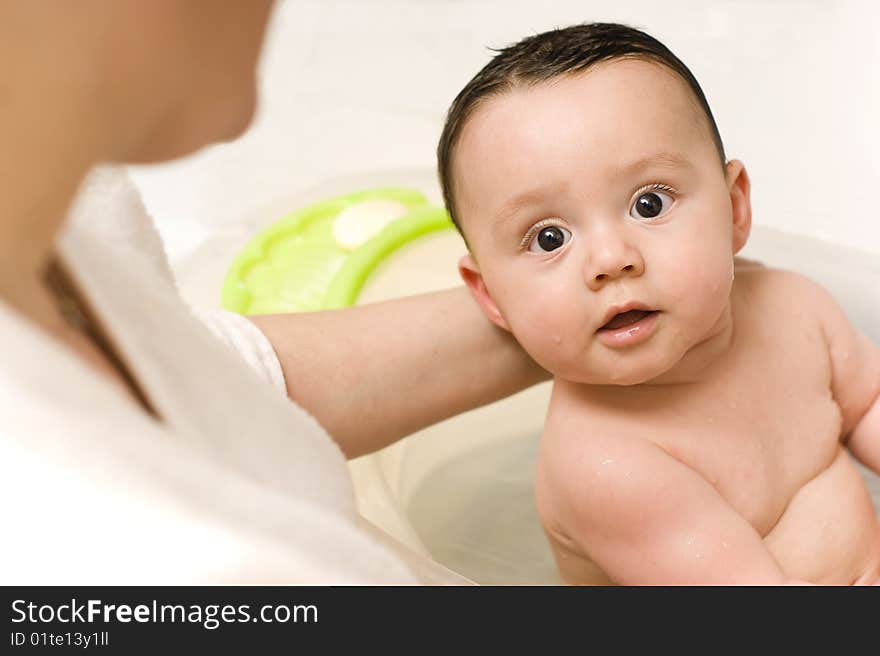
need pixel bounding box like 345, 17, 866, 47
458, 254, 511, 332
725, 159, 752, 254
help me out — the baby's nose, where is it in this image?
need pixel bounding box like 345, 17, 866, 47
584, 236, 645, 291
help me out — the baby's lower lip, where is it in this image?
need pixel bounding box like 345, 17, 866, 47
595, 310, 660, 348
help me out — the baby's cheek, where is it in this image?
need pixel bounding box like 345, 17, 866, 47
657, 238, 731, 333
680, 254, 733, 328
509, 303, 585, 374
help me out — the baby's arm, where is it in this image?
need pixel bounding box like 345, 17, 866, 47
815, 281, 880, 474
545, 433, 800, 585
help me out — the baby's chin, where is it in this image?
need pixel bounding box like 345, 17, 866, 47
564, 366, 672, 387
547, 347, 685, 386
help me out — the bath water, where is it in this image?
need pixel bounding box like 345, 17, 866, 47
405, 430, 561, 585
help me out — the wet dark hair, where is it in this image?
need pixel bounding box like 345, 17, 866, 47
437, 22, 726, 232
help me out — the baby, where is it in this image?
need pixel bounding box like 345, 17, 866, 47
437, 23, 880, 584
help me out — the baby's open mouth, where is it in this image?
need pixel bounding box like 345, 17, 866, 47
598, 309, 658, 331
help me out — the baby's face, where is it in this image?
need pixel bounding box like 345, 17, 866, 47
453, 59, 750, 384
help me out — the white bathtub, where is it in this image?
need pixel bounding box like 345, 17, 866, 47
174, 168, 880, 585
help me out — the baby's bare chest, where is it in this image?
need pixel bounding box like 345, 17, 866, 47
549, 322, 843, 534
656, 372, 840, 532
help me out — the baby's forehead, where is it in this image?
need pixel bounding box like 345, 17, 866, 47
466, 59, 709, 155
452, 59, 715, 216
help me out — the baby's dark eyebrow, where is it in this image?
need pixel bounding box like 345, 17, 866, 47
618, 151, 693, 176
492, 183, 566, 228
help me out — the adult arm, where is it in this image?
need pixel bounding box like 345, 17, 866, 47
249, 286, 548, 459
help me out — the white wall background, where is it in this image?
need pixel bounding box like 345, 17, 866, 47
129, 0, 880, 266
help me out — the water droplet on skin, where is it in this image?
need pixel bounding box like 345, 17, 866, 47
553, 335, 561, 345
842, 352, 850, 361
721, 541, 729, 549
601, 459, 616, 465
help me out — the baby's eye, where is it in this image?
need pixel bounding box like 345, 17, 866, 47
630, 190, 674, 220
527, 225, 571, 253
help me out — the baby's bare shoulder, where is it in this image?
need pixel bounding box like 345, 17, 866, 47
736, 264, 824, 296
735, 265, 837, 318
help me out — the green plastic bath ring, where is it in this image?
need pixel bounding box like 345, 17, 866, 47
221, 187, 454, 314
